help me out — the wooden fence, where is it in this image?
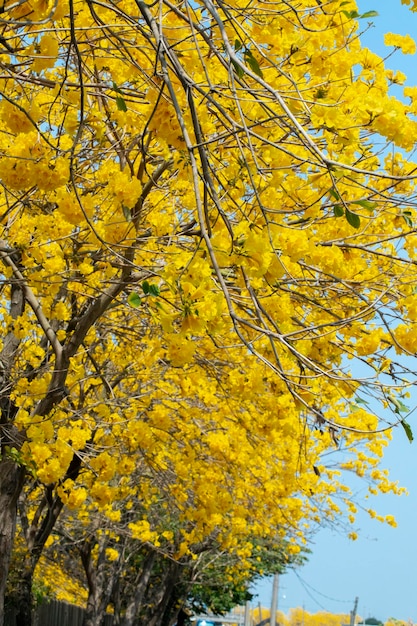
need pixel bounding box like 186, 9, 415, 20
5, 600, 272, 626
5, 600, 114, 626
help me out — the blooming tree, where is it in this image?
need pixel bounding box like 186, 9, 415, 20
0, 0, 417, 623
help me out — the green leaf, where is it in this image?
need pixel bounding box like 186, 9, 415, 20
148, 284, 160, 296
244, 49, 264, 78
342, 10, 359, 19
116, 95, 127, 112
333, 204, 344, 217
400, 419, 414, 443
113, 81, 127, 111
234, 39, 243, 51
392, 397, 409, 414
128, 292, 142, 308
345, 208, 360, 228
328, 188, 340, 201
351, 395, 370, 412
354, 396, 369, 406
122, 204, 132, 222
142, 281, 160, 296
231, 59, 244, 78
402, 210, 413, 227
360, 10, 379, 18
352, 199, 377, 210
342, 9, 378, 20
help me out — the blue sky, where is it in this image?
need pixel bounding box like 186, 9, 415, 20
253, 3, 417, 622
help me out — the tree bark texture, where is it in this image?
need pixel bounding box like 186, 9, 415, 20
119, 550, 157, 626
0, 459, 25, 626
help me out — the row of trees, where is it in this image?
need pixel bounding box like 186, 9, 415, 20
261, 610, 399, 626
0, 0, 416, 623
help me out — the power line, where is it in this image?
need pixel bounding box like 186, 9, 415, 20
293, 571, 353, 606
294, 575, 328, 612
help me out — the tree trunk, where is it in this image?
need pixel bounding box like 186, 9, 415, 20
12, 565, 33, 626
119, 550, 156, 626
0, 275, 25, 626
111, 577, 121, 626
145, 561, 182, 626
159, 578, 184, 626
83, 601, 106, 626
81, 536, 121, 626
0, 458, 24, 626
175, 609, 189, 626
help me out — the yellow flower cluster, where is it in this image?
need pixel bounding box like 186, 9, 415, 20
384, 32, 417, 54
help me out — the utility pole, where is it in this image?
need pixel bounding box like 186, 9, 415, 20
350, 597, 359, 626
270, 574, 279, 626
244, 600, 251, 626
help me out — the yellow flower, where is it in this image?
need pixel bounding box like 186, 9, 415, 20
32, 34, 59, 72
37, 458, 66, 484
384, 33, 416, 55
128, 520, 159, 544
66, 488, 88, 509
105, 548, 120, 562
166, 334, 196, 366
90, 483, 113, 507
90, 452, 116, 482
0, 100, 40, 134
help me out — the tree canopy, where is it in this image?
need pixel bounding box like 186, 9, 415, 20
0, 0, 417, 624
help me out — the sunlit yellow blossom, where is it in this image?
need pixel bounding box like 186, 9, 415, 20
32, 34, 59, 72
384, 32, 416, 54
